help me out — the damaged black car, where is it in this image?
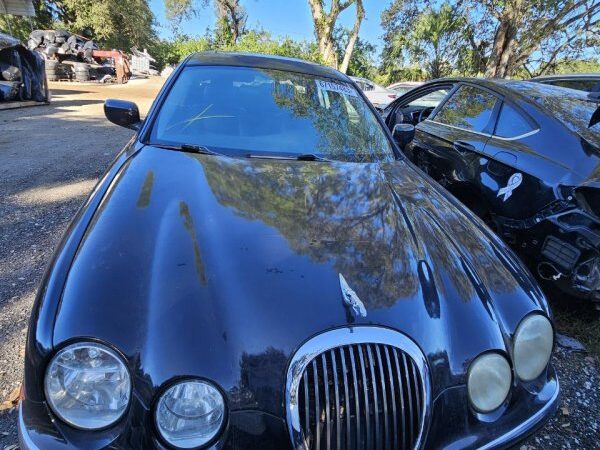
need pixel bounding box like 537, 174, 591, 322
385, 79, 600, 305
20, 54, 558, 449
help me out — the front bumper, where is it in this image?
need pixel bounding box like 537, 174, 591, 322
19, 368, 559, 450
425, 368, 559, 449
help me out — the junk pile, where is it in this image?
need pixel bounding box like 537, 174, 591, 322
27, 29, 131, 84
0, 32, 48, 103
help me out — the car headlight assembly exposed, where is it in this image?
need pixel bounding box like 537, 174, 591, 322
45, 342, 131, 429
156, 380, 225, 449
513, 314, 554, 381
467, 353, 512, 413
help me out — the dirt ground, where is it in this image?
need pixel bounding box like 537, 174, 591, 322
0, 77, 598, 449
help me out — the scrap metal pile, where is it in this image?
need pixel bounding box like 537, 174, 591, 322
0, 32, 48, 103
130, 47, 158, 77
27, 29, 131, 84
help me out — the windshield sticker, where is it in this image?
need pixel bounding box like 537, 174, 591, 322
316, 79, 359, 97
497, 172, 523, 202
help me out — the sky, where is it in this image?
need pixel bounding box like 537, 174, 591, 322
149, 0, 388, 52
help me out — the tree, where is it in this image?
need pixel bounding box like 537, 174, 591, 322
307, 0, 364, 72
165, 0, 246, 44
165, 0, 198, 23
215, 0, 246, 44
408, 3, 466, 78
333, 28, 377, 78
476, 0, 600, 77
380, 1, 467, 80
381, 0, 600, 79
0, 0, 53, 41
49, 0, 156, 49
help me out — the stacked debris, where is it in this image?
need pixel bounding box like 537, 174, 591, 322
28, 29, 97, 62
26, 29, 125, 83
0, 32, 48, 103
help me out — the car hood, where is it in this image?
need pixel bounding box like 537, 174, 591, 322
54, 146, 547, 416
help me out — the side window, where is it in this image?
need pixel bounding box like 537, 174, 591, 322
363, 82, 374, 92
434, 85, 498, 132
406, 89, 450, 109
550, 79, 597, 92
494, 102, 535, 138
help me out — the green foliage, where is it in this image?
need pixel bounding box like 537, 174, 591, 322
164, 0, 197, 23
54, 0, 156, 49
380, 1, 468, 81
155, 29, 323, 68
0, 0, 53, 41
548, 59, 600, 75
381, 0, 600, 80
333, 27, 377, 79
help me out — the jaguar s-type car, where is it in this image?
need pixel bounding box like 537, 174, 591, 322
20, 53, 558, 450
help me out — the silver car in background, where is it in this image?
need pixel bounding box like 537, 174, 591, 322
350, 75, 397, 108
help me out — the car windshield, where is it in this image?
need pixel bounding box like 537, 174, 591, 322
149, 66, 395, 162
508, 81, 600, 148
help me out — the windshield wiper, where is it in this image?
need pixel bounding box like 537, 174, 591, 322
296, 153, 330, 162
246, 153, 331, 162
151, 143, 223, 156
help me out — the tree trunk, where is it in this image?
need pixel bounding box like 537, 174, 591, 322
339, 0, 364, 74
308, 0, 356, 69
485, 0, 523, 78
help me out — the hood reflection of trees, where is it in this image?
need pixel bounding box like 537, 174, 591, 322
197, 155, 518, 310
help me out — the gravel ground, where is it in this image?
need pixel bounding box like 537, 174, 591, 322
0, 78, 598, 449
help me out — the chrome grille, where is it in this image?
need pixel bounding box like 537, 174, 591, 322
286, 328, 429, 450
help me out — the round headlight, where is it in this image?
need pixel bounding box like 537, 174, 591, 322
513, 314, 553, 381
45, 342, 131, 429
467, 353, 511, 413
156, 380, 225, 449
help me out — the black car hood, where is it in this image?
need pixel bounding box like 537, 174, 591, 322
54, 146, 547, 416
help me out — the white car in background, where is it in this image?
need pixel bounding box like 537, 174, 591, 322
387, 81, 424, 95
350, 76, 397, 108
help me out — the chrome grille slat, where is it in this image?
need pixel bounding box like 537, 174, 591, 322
296, 340, 425, 450
313, 359, 321, 450
340, 347, 352, 450
366, 345, 381, 450
392, 348, 407, 450
358, 345, 371, 450
375, 345, 390, 450
330, 350, 341, 450
322, 353, 331, 450
349, 345, 361, 450
401, 352, 414, 447
383, 346, 398, 450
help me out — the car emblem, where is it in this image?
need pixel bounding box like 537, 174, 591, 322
339, 274, 367, 318
497, 172, 523, 202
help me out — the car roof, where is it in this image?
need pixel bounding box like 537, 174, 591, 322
389, 81, 423, 87
414, 77, 599, 148
533, 73, 600, 80
415, 76, 589, 102
186, 51, 350, 82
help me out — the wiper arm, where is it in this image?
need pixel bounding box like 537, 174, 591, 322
296, 153, 330, 162
246, 153, 331, 162
151, 143, 222, 156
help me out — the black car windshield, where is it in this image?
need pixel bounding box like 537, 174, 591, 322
508, 81, 600, 148
148, 66, 395, 162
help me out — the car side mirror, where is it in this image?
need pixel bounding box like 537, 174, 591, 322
104, 99, 141, 130
393, 123, 415, 149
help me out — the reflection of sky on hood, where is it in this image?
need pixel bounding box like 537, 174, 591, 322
506, 81, 600, 148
